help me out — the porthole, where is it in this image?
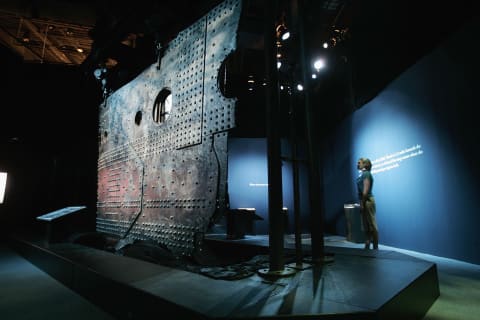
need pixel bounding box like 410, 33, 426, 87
153, 88, 172, 124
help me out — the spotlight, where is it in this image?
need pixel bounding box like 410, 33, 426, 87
296, 84, 304, 91
247, 75, 255, 91
276, 24, 290, 41
323, 27, 349, 49
21, 31, 30, 43
313, 58, 326, 71
93, 67, 107, 80
323, 38, 336, 49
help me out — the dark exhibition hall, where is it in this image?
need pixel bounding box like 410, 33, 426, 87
0, 0, 479, 319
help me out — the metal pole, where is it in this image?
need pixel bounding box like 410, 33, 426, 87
294, 0, 326, 264
287, 76, 304, 267
258, 0, 295, 278
264, 0, 284, 272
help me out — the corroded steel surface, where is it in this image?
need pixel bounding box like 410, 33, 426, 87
96, 0, 241, 256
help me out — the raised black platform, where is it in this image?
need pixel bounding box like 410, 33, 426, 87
7, 232, 439, 319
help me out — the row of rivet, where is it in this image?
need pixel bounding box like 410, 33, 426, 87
96, 218, 196, 253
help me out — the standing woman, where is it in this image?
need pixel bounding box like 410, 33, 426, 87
356, 158, 379, 249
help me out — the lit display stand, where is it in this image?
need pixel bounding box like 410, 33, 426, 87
344, 203, 365, 243
36, 206, 87, 243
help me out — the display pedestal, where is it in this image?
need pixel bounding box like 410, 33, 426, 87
344, 203, 365, 243
226, 208, 263, 239
36, 206, 87, 243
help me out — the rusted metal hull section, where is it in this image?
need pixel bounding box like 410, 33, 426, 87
96, 0, 241, 256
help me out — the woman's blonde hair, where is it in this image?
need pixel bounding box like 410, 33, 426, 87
360, 158, 372, 171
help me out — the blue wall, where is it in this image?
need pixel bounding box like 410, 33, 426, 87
227, 138, 310, 235
323, 18, 480, 264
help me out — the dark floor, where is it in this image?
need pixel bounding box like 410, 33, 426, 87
0, 242, 114, 320
1, 231, 454, 319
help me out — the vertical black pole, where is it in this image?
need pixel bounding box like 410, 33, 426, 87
264, 0, 284, 272
294, 0, 325, 264
287, 77, 304, 266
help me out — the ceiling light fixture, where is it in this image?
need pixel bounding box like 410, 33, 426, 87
323, 27, 349, 49
313, 58, 326, 71
276, 24, 290, 41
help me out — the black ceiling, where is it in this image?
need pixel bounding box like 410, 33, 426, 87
83, 0, 480, 106
1, 0, 477, 95
0, 0, 478, 145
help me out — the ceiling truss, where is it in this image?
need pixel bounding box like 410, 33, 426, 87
0, 10, 93, 65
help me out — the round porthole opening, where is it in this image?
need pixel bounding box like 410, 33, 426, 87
153, 88, 172, 124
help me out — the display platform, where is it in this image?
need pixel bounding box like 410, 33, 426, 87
7, 231, 439, 320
